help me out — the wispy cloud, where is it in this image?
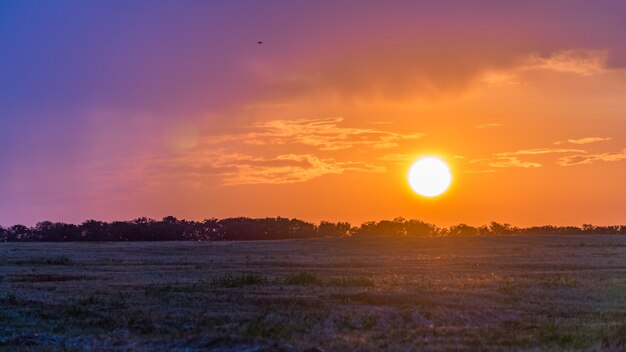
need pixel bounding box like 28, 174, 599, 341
163, 150, 386, 185
476, 123, 503, 129
204, 117, 423, 151
222, 154, 385, 185
462, 169, 496, 174
488, 157, 542, 168
557, 150, 626, 166
554, 137, 611, 145
378, 153, 416, 164
476, 144, 626, 169
481, 71, 519, 86
477, 50, 610, 91
524, 50, 607, 76
465, 146, 585, 170
495, 148, 585, 157
156, 117, 422, 185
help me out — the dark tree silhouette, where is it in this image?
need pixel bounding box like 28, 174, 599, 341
448, 224, 479, 236
489, 222, 518, 235
8, 225, 31, 241
0, 217, 624, 242
318, 221, 351, 237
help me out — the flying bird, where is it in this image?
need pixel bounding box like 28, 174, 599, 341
257, 41, 263, 44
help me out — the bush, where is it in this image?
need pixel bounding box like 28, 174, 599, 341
213, 273, 267, 288
285, 272, 322, 286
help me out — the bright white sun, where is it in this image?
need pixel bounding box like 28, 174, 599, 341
408, 157, 452, 197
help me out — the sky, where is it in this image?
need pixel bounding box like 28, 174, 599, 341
1, 1, 626, 227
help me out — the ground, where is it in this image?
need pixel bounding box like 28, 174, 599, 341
1, 235, 626, 351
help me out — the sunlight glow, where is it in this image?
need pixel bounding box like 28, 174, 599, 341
408, 157, 452, 197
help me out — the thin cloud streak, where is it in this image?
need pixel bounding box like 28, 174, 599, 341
154, 117, 421, 185
476, 123, 503, 129
554, 137, 612, 145
202, 117, 423, 151
488, 157, 542, 168
524, 50, 608, 76
157, 150, 386, 186
223, 154, 385, 185
495, 148, 586, 157
557, 150, 626, 166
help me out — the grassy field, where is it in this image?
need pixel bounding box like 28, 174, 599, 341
1, 235, 626, 351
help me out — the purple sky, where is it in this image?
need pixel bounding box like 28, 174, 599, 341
2, 1, 626, 226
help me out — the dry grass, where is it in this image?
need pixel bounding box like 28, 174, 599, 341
1, 235, 626, 351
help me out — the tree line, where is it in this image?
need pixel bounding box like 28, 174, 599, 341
0, 217, 624, 242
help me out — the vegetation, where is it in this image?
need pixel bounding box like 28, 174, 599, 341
2, 237, 625, 350
213, 273, 267, 288
285, 272, 322, 286
0, 217, 624, 242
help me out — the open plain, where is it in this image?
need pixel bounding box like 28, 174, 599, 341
1, 235, 626, 351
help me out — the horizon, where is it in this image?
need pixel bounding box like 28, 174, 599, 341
2, 215, 625, 230
2, 1, 626, 227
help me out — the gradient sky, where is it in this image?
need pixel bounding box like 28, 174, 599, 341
2, 1, 626, 226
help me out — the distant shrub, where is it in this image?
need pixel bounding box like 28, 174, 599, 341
62, 304, 90, 319
10, 274, 88, 282
541, 276, 578, 289
14, 256, 74, 266
213, 273, 267, 288
5, 294, 18, 305
244, 315, 291, 338
144, 283, 204, 296
327, 276, 374, 287
47, 255, 73, 265
78, 295, 104, 306
285, 272, 322, 286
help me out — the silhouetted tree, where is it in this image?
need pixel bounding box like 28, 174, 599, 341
34, 221, 80, 241
351, 218, 439, 237
448, 224, 478, 236
476, 225, 490, 235
405, 219, 438, 237
9, 224, 31, 241
489, 222, 518, 235
0, 217, 623, 242
80, 220, 111, 241
197, 218, 221, 241
318, 221, 351, 237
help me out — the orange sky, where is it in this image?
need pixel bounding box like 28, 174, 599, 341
162, 63, 626, 226
1, 2, 625, 226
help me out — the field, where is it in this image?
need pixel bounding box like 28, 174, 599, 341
1, 235, 626, 351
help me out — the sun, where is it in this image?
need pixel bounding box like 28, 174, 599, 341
408, 156, 452, 197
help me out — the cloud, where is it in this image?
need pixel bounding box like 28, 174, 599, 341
250, 46, 615, 109
222, 154, 385, 185
481, 71, 520, 86
524, 50, 608, 76
378, 153, 415, 164
205, 117, 423, 151
257, 44, 533, 102
495, 148, 585, 157
476, 123, 503, 129
479, 145, 626, 169
462, 169, 496, 174
161, 150, 386, 185
157, 117, 421, 185
488, 157, 542, 168
557, 151, 626, 166
554, 137, 611, 145
476, 50, 611, 91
